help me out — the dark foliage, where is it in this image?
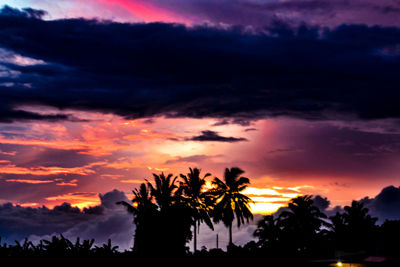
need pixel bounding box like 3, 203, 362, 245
210, 167, 254, 246
118, 172, 194, 256
3, 167, 400, 266
330, 200, 379, 253
0, 235, 118, 258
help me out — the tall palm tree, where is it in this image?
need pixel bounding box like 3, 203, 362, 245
180, 167, 214, 252
211, 167, 253, 247
147, 172, 178, 212
117, 183, 156, 219
148, 172, 195, 254
117, 183, 157, 253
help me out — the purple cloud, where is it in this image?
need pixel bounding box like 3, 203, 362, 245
0, 189, 134, 251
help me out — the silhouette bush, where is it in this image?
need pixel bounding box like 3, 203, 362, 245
0, 235, 119, 258
4, 166, 400, 266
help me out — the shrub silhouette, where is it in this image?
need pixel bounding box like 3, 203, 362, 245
0, 235, 119, 258
5, 167, 400, 265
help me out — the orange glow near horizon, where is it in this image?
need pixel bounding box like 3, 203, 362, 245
44, 193, 101, 209
243, 187, 300, 214
0, 106, 395, 214
37, 186, 301, 214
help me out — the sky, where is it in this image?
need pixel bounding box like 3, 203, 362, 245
1, 0, 400, 250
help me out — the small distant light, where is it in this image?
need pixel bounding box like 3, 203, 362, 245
337, 261, 343, 267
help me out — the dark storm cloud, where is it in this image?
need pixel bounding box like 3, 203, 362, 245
0, 104, 71, 123
150, 0, 400, 28
362, 186, 400, 223
1, 6, 400, 122
238, 0, 400, 15
0, 5, 47, 19
0, 189, 134, 250
212, 118, 253, 126
312, 186, 400, 222
186, 130, 248, 142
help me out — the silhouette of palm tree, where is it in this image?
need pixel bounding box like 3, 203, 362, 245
279, 195, 328, 227
211, 167, 253, 247
253, 215, 280, 249
278, 195, 329, 253
147, 172, 178, 212
119, 173, 194, 255
117, 183, 157, 253
149, 172, 196, 255
342, 200, 377, 229
330, 200, 378, 252
180, 167, 214, 252
117, 183, 156, 219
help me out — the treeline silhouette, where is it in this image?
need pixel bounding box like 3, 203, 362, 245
0, 235, 119, 257
2, 167, 400, 266
117, 167, 253, 255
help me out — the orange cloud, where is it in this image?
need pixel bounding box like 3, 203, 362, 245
119, 179, 142, 184
101, 174, 123, 179
0, 162, 105, 176
45, 192, 100, 209
5, 179, 54, 184
0, 150, 16, 156
0, 137, 92, 152
0, 114, 181, 156
19, 202, 41, 207
56, 179, 78, 186
147, 166, 169, 171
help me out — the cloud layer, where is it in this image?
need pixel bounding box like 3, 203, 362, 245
1, 4, 400, 250
2, 186, 400, 251
0, 6, 400, 123
186, 130, 247, 142
146, 0, 400, 28
0, 189, 134, 251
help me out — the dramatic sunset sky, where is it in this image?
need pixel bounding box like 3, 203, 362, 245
1, 0, 400, 250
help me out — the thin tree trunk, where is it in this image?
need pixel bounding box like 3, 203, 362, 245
229, 223, 233, 246
194, 223, 197, 252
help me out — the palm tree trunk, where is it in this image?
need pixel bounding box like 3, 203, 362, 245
228, 223, 233, 246
193, 222, 197, 252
